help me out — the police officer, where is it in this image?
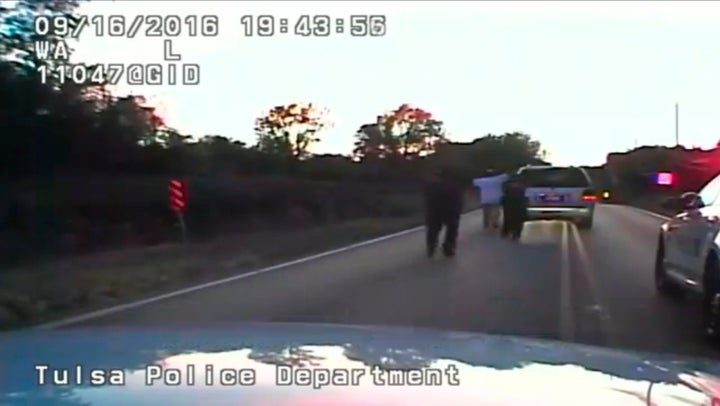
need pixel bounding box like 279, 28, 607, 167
424, 168, 464, 257
500, 174, 528, 240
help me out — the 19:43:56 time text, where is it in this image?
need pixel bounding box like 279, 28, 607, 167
240, 14, 386, 37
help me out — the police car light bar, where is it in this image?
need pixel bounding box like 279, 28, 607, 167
656, 172, 675, 186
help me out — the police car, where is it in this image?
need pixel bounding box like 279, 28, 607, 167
517, 165, 597, 229
654, 171, 720, 341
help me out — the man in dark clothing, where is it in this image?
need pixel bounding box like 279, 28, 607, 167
424, 169, 464, 258
500, 175, 528, 240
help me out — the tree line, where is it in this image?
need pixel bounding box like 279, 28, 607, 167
1, 1, 546, 179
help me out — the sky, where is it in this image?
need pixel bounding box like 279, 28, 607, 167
64, 1, 720, 166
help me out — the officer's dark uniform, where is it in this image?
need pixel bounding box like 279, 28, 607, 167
501, 178, 528, 240
424, 171, 464, 257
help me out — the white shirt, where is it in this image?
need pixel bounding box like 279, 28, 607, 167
473, 174, 509, 205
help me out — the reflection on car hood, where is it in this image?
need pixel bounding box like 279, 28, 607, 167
2, 322, 720, 405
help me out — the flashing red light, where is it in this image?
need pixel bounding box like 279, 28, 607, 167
657, 172, 675, 186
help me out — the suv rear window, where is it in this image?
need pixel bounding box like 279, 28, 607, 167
519, 167, 590, 188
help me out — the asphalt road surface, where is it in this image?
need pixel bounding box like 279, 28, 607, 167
49, 204, 720, 360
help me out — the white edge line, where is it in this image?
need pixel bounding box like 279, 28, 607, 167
34, 210, 481, 330
559, 221, 574, 342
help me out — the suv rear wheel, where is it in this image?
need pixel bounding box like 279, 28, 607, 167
577, 217, 593, 230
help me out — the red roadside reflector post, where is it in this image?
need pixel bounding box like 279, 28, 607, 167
169, 179, 188, 242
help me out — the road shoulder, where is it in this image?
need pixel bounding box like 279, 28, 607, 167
0, 216, 422, 330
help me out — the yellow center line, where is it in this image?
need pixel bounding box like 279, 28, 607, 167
568, 222, 614, 346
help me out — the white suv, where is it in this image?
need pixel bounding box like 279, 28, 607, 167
655, 171, 720, 341
518, 165, 598, 229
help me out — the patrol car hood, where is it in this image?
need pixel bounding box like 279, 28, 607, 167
2, 322, 720, 405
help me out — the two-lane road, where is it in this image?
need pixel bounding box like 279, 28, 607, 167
43, 205, 720, 359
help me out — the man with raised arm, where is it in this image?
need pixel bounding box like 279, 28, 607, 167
473, 169, 508, 230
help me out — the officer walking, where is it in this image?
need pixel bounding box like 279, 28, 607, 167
424, 168, 464, 258
500, 174, 528, 240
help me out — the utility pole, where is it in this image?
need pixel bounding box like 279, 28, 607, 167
675, 103, 679, 146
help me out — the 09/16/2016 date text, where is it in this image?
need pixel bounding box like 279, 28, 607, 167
34, 14, 219, 38
240, 15, 386, 37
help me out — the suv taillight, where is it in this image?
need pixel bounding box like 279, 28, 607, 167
582, 189, 598, 202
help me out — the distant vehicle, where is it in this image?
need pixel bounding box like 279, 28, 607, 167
2, 323, 720, 405
654, 171, 720, 342
517, 165, 597, 229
